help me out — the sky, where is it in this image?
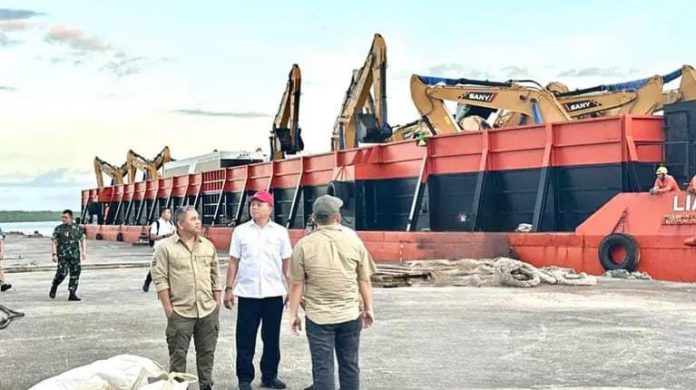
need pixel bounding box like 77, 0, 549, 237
0, 0, 694, 211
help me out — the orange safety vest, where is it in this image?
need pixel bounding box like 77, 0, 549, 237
654, 174, 680, 193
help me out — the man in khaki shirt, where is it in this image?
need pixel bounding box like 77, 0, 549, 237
152, 205, 221, 390
287, 195, 376, 390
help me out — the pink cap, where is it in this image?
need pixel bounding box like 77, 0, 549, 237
251, 190, 274, 204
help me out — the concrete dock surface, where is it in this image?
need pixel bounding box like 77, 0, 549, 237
1, 236, 696, 389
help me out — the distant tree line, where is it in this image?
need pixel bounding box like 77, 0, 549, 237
0, 210, 63, 223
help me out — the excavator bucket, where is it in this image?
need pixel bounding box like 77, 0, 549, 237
356, 113, 392, 143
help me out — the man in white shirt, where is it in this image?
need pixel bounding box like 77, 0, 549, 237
224, 190, 292, 390
143, 207, 176, 292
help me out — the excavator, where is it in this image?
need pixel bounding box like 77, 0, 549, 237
93, 157, 128, 189
499, 65, 696, 125
270, 64, 304, 161
126, 146, 173, 183
331, 33, 392, 151
409, 74, 572, 135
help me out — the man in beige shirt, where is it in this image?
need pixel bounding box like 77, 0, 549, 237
151, 205, 221, 390
287, 195, 376, 390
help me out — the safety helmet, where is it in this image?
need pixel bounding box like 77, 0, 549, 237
656, 166, 668, 175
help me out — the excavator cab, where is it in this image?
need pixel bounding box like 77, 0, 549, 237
454, 104, 496, 130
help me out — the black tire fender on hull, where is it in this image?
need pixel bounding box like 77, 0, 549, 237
598, 233, 640, 272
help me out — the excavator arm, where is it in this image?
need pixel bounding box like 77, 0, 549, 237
127, 146, 172, 183
93, 157, 127, 189
332, 33, 390, 150
497, 74, 664, 127
539, 66, 695, 123
410, 75, 571, 134
556, 74, 664, 116
270, 64, 304, 161
663, 65, 696, 106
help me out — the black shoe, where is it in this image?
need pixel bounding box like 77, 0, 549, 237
0, 284, 11, 292
200, 385, 212, 390
142, 280, 150, 292
68, 291, 81, 301
261, 378, 287, 389
238, 382, 252, 390
49, 285, 57, 299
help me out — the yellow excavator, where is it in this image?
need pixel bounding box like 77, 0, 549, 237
93, 157, 127, 189
500, 65, 696, 126
661, 64, 696, 106
270, 64, 304, 161
409, 74, 572, 135
331, 33, 391, 150
126, 146, 173, 183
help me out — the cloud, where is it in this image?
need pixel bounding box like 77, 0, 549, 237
0, 32, 20, 46
557, 67, 633, 78
426, 64, 538, 81
0, 169, 92, 188
426, 63, 495, 79
501, 66, 531, 79
0, 13, 43, 47
45, 26, 110, 53
0, 85, 16, 91
100, 55, 171, 78
0, 9, 45, 21
43, 26, 168, 78
169, 109, 271, 118
0, 20, 38, 32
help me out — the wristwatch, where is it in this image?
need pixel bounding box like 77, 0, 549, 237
225, 286, 234, 292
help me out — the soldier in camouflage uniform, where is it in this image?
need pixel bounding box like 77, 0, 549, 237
50, 209, 87, 301
0, 225, 11, 292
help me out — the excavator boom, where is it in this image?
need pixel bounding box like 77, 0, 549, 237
541, 67, 696, 121
410, 75, 571, 134
499, 73, 666, 127
127, 146, 172, 183
270, 64, 303, 161
662, 65, 696, 106
332, 33, 390, 150
93, 157, 127, 189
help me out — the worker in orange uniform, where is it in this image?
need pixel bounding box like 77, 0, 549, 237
687, 174, 696, 194
649, 166, 680, 195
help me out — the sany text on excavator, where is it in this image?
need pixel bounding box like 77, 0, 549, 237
409, 74, 571, 135
332, 33, 391, 151
270, 64, 304, 161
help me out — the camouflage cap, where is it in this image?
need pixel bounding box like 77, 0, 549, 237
313, 195, 343, 217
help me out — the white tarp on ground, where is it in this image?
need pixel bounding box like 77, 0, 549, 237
29, 354, 196, 390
